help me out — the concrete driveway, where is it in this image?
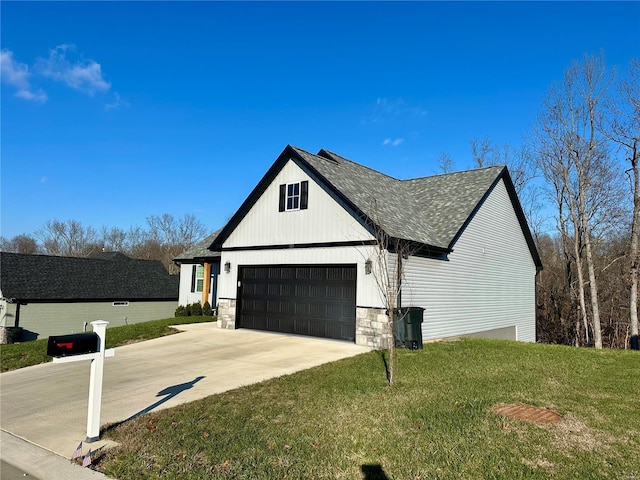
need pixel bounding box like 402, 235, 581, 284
1, 323, 371, 458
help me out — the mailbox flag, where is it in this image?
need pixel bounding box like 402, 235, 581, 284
82, 449, 92, 468
71, 442, 83, 460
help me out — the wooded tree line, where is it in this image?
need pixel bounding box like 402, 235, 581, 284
0, 213, 207, 275
439, 53, 638, 350
531, 54, 639, 350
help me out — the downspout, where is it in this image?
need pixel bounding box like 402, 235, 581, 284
14, 302, 20, 328
535, 268, 540, 343
397, 252, 402, 309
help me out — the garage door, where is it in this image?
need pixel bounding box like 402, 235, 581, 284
237, 265, 356, 341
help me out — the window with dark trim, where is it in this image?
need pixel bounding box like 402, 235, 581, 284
190, 265, 205, 293
279, 180, 308, 212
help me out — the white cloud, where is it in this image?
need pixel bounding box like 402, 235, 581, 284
382, 138, 404, 146
105, 92, 129, 111
36, 44, 111, 95
366, 97, 427, 124
0, 49, 47, 102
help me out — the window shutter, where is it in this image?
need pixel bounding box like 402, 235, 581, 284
190, 265, 196, 292
300, 181, 308, 210
279, 184, 286, 212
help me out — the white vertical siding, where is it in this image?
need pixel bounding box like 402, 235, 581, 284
178, 263, 195, 306
217, 245, 384, 309
402, 179, 537, 342
178, 263, 217, 307
224, 160, 373, 248
0, 298, 10, 327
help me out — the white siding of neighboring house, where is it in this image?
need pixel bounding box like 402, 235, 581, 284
0, 297, 9, 327
224, 160, 373, 248
402, 179, 537, 342
5, 300, 178, 339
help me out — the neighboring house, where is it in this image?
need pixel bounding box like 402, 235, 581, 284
0, 251, 179, 340
174, 230, 221, 308
183, 145, 542, 348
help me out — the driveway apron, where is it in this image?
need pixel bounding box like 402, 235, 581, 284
0, 323, 370, 457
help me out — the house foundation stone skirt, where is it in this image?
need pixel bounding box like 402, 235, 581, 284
356, 307, 391, 349
217, 300, 390, 347
217, 298, 236, 329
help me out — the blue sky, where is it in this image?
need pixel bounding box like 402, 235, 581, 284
1, 1, 638, 240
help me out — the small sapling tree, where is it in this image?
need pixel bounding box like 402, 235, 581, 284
367, 206, 420, 385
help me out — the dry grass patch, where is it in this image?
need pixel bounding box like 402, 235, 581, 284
546, 413, 613, 452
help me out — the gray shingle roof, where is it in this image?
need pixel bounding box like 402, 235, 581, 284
295, 147, 504, 250
174, 230, 222, 262
208, 145, 540, 268
0, 252, 179, 302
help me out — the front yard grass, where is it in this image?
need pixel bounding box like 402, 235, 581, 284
97, 339, 640, 479
0, 316, 215, 373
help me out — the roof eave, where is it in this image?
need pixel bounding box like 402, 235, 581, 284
446, 167, 542, 270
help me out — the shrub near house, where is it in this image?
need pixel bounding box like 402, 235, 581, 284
175, 301, 213, 317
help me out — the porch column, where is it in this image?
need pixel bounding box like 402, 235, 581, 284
202, 262, 211, 305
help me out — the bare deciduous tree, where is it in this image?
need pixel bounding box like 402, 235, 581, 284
99, 226, 129, 252
437, 152, 455, 173
145, 213, 207, 274
0, 234, 40, 254
534, 52, 623, 349
470, 137, 495, 168
367, 203, 420, 385
605, 58, 640, 349
36, 219, 100, 257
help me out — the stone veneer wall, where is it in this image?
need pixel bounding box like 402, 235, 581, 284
216, 301, 390, 347
356, 307, 391, 349
217, 298, 236, 329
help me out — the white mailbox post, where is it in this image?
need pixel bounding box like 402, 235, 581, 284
51, 320, 115, 442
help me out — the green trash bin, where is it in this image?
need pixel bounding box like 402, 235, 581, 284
393, 307, 424, 350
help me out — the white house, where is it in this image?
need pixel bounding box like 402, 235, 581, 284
183, 145, 541, 348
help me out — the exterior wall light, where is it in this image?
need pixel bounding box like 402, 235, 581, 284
224, 261, 231, 273
365, 259, 372, 275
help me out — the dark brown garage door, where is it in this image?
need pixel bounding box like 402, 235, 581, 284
237, 265, 356, 342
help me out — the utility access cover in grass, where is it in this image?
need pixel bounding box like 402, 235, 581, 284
492, 403, 563, 424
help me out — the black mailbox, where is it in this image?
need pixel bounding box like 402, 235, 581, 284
47, 332, 100, 357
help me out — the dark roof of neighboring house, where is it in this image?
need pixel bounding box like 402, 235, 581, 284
173, 230, 222, 263
0, 252, 179, 302
209, 145, 542, 268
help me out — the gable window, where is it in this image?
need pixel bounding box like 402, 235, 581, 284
287, 183, 300, 210
191, 265, 205, 293
279, 180, 308, 212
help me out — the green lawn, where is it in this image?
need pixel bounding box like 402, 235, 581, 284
96, 339, 640, 480
0, 316, 215, 373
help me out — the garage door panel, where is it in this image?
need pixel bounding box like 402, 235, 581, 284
237, 264, 356, 342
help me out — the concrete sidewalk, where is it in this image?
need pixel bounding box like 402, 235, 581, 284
0, 323, 370, 478
1, 430, 114, 480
